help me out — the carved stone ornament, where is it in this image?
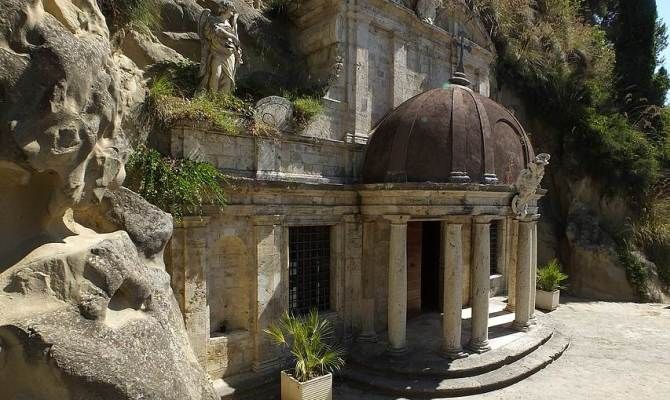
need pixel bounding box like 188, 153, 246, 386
254, 96, 294, 132
512, 153, 551, 217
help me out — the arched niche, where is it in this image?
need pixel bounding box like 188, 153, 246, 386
209, 235, 251, 334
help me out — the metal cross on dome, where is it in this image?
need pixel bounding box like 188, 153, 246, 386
456, 31, 472, 74
449, 31, 473, 87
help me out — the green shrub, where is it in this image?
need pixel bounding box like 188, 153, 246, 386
148, 90, 249, 135
125, 145, 227, 220
291, 95, 324, 127
148, 62, 200, 98
565, 108, 661, 196
615, 240, 650, 301
467, 0, 664, 199
265, 310, 344, 382
633, 183, 670, 287
536, 259, 569, 292
97, 0, 162, 32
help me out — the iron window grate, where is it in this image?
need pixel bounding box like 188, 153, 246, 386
288, 226, 331, 315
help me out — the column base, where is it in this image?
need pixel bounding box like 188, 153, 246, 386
441, 348, 468, 360
357, 332, 379, 343
529, 314, 538, 325
387, 346, 408, 356
504, 304, 516, 312
512, 320, 531, 332
467, 339, 491, 354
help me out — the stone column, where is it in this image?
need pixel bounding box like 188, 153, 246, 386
530, 221, 538, 322
358, 219, 378, 343
342, 215, 362, 343
505, 219, 519, 312
178, 217, 210, 366
442, 223, 466, 358
513, 220, 533, 331
252, 215, 283, 373
386, 215, 410, 354
469, 219, 491, 353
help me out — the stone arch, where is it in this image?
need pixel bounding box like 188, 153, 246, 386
208, 235, 251, 333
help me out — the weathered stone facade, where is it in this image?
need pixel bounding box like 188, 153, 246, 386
164, 0, 545, 386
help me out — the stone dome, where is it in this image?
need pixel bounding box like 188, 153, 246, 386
362, 85, 534, 185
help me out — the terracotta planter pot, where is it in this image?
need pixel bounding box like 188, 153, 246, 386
535, 289, 560, 311
280, 370, 332, 400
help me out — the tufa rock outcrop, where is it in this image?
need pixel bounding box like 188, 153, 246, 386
0, 0, 217, 398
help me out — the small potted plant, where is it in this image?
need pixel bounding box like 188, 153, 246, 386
265, 310, 344, 400
535, 259, 568, 311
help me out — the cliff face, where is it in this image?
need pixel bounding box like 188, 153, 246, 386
0, 1, 216, 398
522, 115, 670, 303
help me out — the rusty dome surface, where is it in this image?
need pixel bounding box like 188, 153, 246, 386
362, 86, 534, 185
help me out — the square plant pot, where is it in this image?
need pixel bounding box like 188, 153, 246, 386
535, 289, 560, 311
280, 370, 332, 400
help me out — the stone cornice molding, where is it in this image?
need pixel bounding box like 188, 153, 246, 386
252, 215, 284, 226
383, 214, 412, 224
473, 215, 501, 224
516, 214, 541, 223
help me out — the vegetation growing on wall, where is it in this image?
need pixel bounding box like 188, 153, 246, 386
125, 145, 227, 220
633, 181, 670, 288
96, 0, 162, 33
468, 0, 664, 196
146, 62, 324, 134
466, 0, 670, 296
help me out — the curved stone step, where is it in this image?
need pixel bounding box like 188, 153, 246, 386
348, 324, 554, 378
342, 332, 570, 398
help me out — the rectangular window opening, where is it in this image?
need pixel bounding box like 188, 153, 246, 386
288, 226, 331, 315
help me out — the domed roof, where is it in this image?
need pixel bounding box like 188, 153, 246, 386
362, 84, 534, 185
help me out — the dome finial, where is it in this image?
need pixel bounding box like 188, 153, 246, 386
449, 32, 472, 87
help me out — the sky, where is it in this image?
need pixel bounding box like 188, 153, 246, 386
661, 1, 670, 71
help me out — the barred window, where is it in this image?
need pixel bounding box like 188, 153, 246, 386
288, 226, 331, 315
490, 221, 499, 275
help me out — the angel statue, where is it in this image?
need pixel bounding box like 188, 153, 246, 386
512, 153, 551, 217
198, 0, 243, 94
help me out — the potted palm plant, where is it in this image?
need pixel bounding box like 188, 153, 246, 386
265, 310, 344, 400
535, 259, 568, 311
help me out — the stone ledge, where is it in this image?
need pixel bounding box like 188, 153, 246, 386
348, 322, 554, 378
342, 330, 570, 398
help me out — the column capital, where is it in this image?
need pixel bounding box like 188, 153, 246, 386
516, 213, 541, 223
383, 214, 411, 225
252, 215, 283, 226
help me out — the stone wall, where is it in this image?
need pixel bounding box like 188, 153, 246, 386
167, 125, 365, 184
293, 0, 495, 143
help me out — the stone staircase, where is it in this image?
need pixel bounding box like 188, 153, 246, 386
341, 329, 570, 398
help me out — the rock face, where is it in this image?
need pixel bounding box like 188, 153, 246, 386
0, 0, 216, 398
563, 205, 638, 301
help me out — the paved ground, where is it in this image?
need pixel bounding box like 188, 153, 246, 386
335, 298, 670, 400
